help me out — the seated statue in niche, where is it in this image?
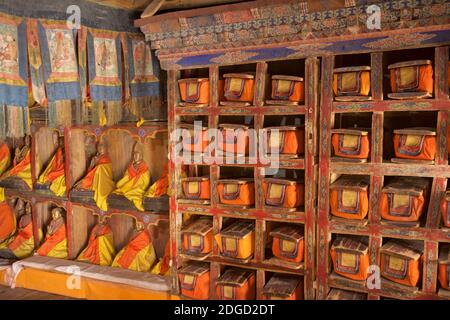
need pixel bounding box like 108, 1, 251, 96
109, 144, 150, 211
36, 208, 68, 259
36, 132, 66, 197
0, 198, 17, 249
0, 135, 32, 190
0, 138, 11, 202
77, 215, 115, 266
72, 141, 115, 211
112, 220, 156, 272
0, 200, 42, 260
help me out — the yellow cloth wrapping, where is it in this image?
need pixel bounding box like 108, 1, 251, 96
91, 163, 115, 212
112, 243, 156, 272
49, 175, 66, 197
44, 238, 68, 259
15, 164, 32, 189
113, 170, 150, 212
150, 260, 171, 276
0, 150, 10, 176
37, 151, 66, 197
12, 229, 43, 259
77, 231, 115, 266
0, 188, 5, 202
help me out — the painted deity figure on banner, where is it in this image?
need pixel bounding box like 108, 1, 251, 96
74, 141, 115, 211
1, 135, 32, 189
94, 37, 117, 78
37, 208, 68, 259
112, 220, 156, 272
77, 215, 115, 266
111, 143, 150, 211
46, 29, 77, 74
132, 39, 155, 80
0, 25, 19, 75
37, 131, 66, 197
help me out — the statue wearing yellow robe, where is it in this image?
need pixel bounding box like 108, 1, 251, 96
1, 135, 32, 189
0, 141, 11, 202
77, 216, 115, 266
112, 146, 150, 211
112, 221, 156, 272
150, 242, 171, 276
36, 208, 68, 259
37, 133, 66, 197
145, 164, 186, 198
0, 201, 42, 259
74, 142, 115, 211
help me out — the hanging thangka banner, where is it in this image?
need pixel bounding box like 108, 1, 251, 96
0, 12, 29, 138
35, 19, 81, 127
121, 33, 160, 124
87, 27, 122, 126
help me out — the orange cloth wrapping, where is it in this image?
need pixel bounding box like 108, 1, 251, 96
79, 154, 115, 211
215, 221, 254, 260
330, 237, 370, 281
393, 133, 436, 161
7, 215, 36, 259
270, 225, 304, 264
151, 242, 171, 276
217, 180, 255, 206
178, 262, 210, 300
36, 223, 68, 259
270, 76, 304, 102
331, 131, 370, 159
178, 78, 209, 105
223, 74, 254, 103
37, 147, 66, 197
330, 176, 370, 220
390, 64, 433, 94
181, 218, 213, 255
438, 245, 449, 290
217, 124, 249, 156
0, 201, 16, 246
182, 177, 210, 200
77, 224, 115, 266
0, 143, 11, 176
265, 127, 304, 155
181, 126, 209, 153
380, 192, 425, 222
441, 194, 450, 228
380, 241, 423, 287
262, 179, 304, 208
216, 269, 255, 300
333, 69, 371, 97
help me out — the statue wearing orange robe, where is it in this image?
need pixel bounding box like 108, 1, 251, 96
37, 133, 66, 197
37, 208, 68, 259
74, 142, 115, 211
0, 141, 11, 202
112, 221, 156, 272
112, 146, 150, 211
1, 135, 32, 189
77, 216, 115, 266
0, 201, 42, 259
145, 164, 186, 198
0, 198, 16, 248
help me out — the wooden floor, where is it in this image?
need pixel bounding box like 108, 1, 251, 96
0, 285, 78, 300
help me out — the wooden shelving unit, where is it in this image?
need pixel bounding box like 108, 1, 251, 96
168, 57, 319, 299
317, 46, 450, 300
